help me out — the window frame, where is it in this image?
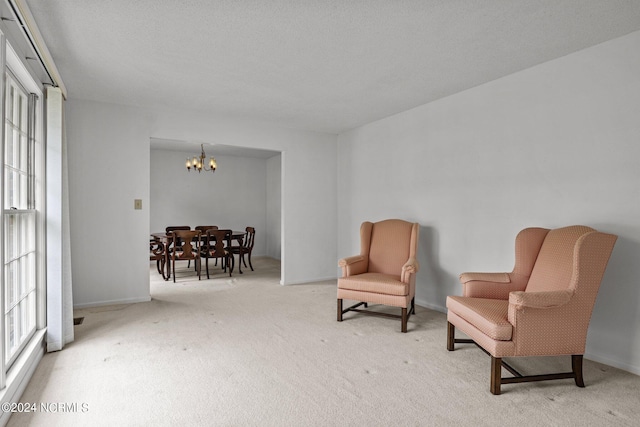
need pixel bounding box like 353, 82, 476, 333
0, 34, 45, 389
3, 71, 37, 368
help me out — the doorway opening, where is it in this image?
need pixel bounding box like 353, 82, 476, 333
148, 138, 283, 285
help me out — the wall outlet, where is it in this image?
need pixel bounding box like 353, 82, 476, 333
134, 199, 142, 210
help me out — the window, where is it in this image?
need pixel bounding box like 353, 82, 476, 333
0, 39, 44, 392
3, 72, 37, 367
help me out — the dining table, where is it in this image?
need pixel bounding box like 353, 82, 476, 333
151, 230, 245, 281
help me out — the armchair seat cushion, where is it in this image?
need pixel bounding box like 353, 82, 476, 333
447, 296, 512, 341
338, 272, 407, 296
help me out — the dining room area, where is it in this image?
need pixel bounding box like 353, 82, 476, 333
149, 138, 282, 284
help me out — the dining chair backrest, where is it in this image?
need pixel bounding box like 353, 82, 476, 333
170, 229, 201, 259
196, 226, 218, 246
166, 226, 191, 249
243, 227, 256, 249
166, 225, 190, 233
195, 225, 218, 232
206, 229, 232, 255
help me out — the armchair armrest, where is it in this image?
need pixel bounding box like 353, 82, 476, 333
459, 272, 526, 299
507, 289, 579, 354
338, 255, 367, 277
401, 257, 419, 283
509, 290, 574, 309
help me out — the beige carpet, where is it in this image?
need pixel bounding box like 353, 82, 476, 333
7, 257, 640, 426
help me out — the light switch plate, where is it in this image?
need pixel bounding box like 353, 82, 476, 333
134, 199, 142, 210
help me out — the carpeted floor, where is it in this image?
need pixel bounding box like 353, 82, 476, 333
7, 257, 640, 426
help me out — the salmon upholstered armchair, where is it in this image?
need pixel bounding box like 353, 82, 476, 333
446, 225, 617, 394
337, 219, 420, 332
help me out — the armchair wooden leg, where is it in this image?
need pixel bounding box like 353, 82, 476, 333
447, 322, 455, 351
337, 299, 343, 322
573, 355, 585, 387
491, 356, 502, 395
401, 308, 408, 333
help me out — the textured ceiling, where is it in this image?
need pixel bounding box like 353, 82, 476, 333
24, 0, 640, 134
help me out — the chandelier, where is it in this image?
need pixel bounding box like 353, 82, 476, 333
186, 144, 217, 173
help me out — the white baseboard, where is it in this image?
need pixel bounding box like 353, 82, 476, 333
585, 351, 640, 376
73, 296, 151, 309
281, 276, 337, 286
415, 298, 446, 313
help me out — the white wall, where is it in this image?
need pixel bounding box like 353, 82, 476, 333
266, 155, 282, 259
66, 101, 337, 308
66, 102, 154, 308
150, 149, 272, 257
337, 30, 640, 374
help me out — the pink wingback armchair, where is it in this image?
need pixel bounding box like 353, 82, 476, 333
446, 225, 617, 394
337, 219, 420, 332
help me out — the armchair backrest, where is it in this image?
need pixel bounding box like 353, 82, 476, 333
517, 225, 617, 355
526, 226, 593, 293
511, 227, 549, 281
525, 225, 614, 293
362, 219, 419, 277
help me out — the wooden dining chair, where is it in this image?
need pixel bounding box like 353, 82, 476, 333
169, 229, 202, 282
202, 229, 233, 278
229, 227, 255, 274
194, 226, 218, 267
165, 225, 191, 256
149, 236, 167, 280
